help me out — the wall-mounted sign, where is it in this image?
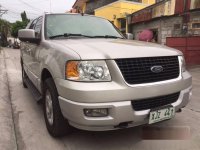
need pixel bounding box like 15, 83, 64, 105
131, 9, 152, 24
190, 0, 200, 10
152, 3, 165, 18
129, 0, 175, 24
152, 0, 175, 18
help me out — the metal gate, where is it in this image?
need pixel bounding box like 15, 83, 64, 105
166, 36, 200, 65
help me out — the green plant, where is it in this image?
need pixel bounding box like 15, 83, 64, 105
0, 19, 11, 47
11, 11, 30, 38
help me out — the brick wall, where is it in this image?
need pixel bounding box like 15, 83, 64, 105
131, 16, 183, 44
160, 16, 183, 44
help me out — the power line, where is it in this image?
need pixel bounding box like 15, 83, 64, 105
27, 0, 49, 3
17, 0, 44, 12
1, 4, 39, 22
1, 5, 40, 16
0, 4, 8, 18
9, 10, 38, 16
5, 14, 20, 19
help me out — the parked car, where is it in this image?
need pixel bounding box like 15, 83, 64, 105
18, 13, 192, 137
13, 41, 20, 49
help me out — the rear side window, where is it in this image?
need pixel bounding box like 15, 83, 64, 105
29, 19, 38, 29
34, 17, 43, 39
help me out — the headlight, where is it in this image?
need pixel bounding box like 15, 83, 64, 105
179, 56, 186, 72
66, 60, 111, 81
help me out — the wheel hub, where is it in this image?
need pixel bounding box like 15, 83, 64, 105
45, 90, 54, 125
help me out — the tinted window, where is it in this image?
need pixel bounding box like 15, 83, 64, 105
29, 19, 38, 29
34, 17, 43, 38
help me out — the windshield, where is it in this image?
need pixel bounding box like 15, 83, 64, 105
45, 14, 124, 39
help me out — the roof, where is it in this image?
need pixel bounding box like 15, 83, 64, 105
95, 0, 148, 11
73, 0, 87, 8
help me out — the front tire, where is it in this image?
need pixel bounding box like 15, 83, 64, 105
43, 78, 71, 137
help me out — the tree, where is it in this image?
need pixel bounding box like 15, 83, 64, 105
21, 11, 30, 23
11, 21, 27, 38
0, 19, 11, 47
11, 11, 30, 39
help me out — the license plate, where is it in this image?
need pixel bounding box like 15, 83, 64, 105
149, 107, 175, 124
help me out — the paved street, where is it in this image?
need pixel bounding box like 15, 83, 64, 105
0, 48, 200, 150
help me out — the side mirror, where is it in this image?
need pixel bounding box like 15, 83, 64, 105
126, 33, 133, 40
18, 29, 40, 44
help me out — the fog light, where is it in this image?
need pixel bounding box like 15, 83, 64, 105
84, 108, 108, 117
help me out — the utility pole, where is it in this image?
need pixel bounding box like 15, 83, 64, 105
0, 5, 8, 18
50, 0, 52, 13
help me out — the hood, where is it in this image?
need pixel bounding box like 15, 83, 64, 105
51, 39, 182, 60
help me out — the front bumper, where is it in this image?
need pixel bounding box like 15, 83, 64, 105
56, 57, 192, 131
58, 85, 192, 131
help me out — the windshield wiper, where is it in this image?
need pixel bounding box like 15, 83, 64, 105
49, 33, 92, 39
92, 35, 124, 39
49, 34, 124, 39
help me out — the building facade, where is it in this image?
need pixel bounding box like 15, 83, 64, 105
127, 0, 200, 44
127, 0, 200, 64
73, 0, 155, 33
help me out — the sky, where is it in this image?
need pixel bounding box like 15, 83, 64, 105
1, 0, 76, 23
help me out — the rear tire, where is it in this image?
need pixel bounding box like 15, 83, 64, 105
43, 78, 72, 137
21, 65, 27, 88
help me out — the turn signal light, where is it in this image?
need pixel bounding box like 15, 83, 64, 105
66, 61, 79, 79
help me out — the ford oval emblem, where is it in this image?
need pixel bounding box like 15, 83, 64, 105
151, 66, 163, 73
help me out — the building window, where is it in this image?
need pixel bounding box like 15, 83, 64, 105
119, 18, 126, 34
192, 23, 200, 29
151, 29, 158, 43
156, 0, 164, 3
121, 19, 126, 29
174, 24, 181, 30
127, 0, 142, 3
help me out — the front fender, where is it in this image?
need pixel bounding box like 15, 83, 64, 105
38, 42, 80, 92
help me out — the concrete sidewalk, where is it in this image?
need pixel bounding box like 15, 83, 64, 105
0, 49, 17, 150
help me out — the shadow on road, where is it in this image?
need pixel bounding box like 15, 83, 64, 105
60, 127, 142, 150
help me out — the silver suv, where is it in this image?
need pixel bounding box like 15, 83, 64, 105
18, 13, 192, 137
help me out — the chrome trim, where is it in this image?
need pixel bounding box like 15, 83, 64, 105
114, 56, 182, 87
45, 90, 54, 125
150, 65, 164, 73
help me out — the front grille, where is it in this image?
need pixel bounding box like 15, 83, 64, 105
131, 92, 180, 111
115, 56, 179, 84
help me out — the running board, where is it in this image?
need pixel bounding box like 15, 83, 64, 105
24, 77, 42, 102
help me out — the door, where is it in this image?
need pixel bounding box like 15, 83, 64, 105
21, 18, 38, 84
27, 16, 43, 88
